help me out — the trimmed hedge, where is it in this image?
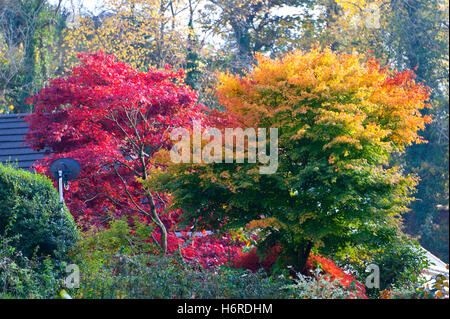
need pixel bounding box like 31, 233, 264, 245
0, 163, 79, 259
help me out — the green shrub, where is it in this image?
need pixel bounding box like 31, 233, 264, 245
282, 269, 359, 299
67, 221, 287, 299
0, 163, 79, 260
70, 217, 156, 260
371, 241, 430, 291
0, 234, 66, 298
70, 253, 288, 299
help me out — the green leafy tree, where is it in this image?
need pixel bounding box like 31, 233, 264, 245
147, 48, 432, 272
299, 0, 449, 262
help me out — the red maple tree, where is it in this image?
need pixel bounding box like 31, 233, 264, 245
26, 51, 205, 253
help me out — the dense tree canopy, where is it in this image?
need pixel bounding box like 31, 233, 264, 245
148, 48, 432, 271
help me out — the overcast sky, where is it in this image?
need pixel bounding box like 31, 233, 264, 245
50, 0, 306, 17
50, 0, 102, 14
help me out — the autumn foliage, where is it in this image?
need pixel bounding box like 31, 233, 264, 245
217, 47, 431, 150
233, 246, 367, 298
25, 47, 432, 281
26, 51, 204, 253
154, 47, 432, 272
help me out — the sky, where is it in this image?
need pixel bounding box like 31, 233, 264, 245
50, 0, 306, 17
50, 0, 103, 14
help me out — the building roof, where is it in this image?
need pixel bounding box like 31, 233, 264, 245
0, 113, 46, 171
422, 247, 449, 273
420, 247, 449, 292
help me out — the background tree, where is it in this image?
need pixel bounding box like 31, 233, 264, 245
0, 0, 65, 113
61, 0, 223, 106
386, 0, 449, 262
198, 0, 312, 73
62, 0, 189, 71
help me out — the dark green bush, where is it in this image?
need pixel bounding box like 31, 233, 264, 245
70, 216, 157, 258
0, 163, 79, 260
0, 234, 66, 298
371, 240, 430, 291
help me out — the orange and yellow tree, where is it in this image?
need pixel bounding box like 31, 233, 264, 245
147, 47, 432, 272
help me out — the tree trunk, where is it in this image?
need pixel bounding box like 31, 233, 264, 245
230, 20, 253, 73
146, 191, 167, 254
286, 241, 313, 274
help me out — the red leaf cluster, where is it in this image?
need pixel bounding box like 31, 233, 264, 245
26, 51, 204, 228
305, 254, 367, 299
233, 246, 367, 298
25, 52, 246, 268
232, 246, 282, 273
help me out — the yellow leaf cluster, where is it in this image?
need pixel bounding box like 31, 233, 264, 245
217, 47, 431, 154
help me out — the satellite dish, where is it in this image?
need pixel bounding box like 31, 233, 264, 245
49, 158, 81, 181
49, 158, 81, 205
